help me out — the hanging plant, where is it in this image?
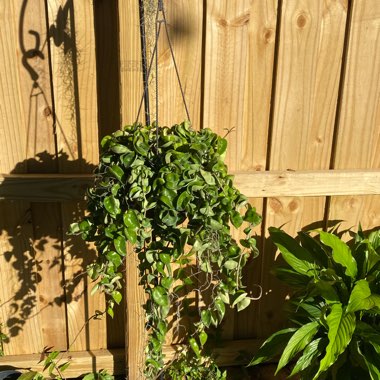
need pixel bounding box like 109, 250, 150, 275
70, 121, 261, 379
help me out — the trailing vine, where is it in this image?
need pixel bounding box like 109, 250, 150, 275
70, 122, 261, 379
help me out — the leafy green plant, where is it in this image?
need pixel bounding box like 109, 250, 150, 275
70, 121, 261, 379
18, 350, 70, 380
249, 226, 380, 379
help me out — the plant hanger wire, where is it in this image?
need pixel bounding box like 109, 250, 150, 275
136, 0, 191, 146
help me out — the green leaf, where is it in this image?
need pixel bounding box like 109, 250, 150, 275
123, 209, 139, 229
18, 372, 39, 380
124, 227, 137, 244
176, 191, 192, 210
215, 298, 226, 320
107, 306, 114, 318
199, 331, 208, 347
224, 260, 238, 270
200, 169, 216, 185
356, 321, 380, 349
269, 227, 317, 277
159, 253, 171, 264
114, 235, 127, 256
314, 304, 356, 379
189, 337, 201, 358
237, 297, 251, 312
217, 137, 227, 156
112, 291, 122, 304
201, 310, 211, 328
276, 321, 319, 374
290, 338, 327, 376
152, 286, 169, 307
244, 205, 262, 226
249, 328, 297, 366
111, 143, 130, 154
108, 165, 124, 181
360, 343, 380, 380
106, 251, 122, 268
347, 279, 380, 313
318, 231, 357, 279
230, 210, 243, 228
104, 195, 121, 216
273, 266, 311, 287
58, 361, 71, 372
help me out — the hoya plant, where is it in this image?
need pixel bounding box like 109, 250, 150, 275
250, 226, 380, 380
70, 121, 261, 379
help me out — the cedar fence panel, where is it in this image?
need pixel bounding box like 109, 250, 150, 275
0, 0, 379, 377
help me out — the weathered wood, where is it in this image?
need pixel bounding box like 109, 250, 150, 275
329, 0, 380, 231
0, 0, 60, 355
125, 244, 146, 380
0, 339, 262, 377
0, 348, 125, 377
47, 0, 105, 352
260, 0, 348, 338
2, 170, 379, 201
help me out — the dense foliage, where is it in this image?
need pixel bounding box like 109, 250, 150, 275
70, 122, 261, 378
250, 227, 380, 380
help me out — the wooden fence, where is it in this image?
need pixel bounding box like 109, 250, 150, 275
0, 0, 379, 377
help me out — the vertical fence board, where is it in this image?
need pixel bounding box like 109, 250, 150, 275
0, 0, 62, 354
119, 0, 144, 125
260, 0, 348, 337
329, 0, 380, 231
155, 0, 203, 128
47, 0, 105, 351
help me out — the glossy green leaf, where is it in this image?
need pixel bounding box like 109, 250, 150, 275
106, 251, 122, 268
124, 227, 137, 244
244, 206, 261, 225
290, 338, 327, 376
104, 195, 121, 216
199, 331, 208, 347
152, 286, 169, 307
318, 231, 357, 279
111, 143, 130, 154
249, 328, 297, 366
189, 337, 201, 358
215, 298, 225, 320
314, 304, 356, 379
114, 235, 127, 256
200, 169, 215, 185
108, 165, 124, 181
123, 209, 139, 229
224, 260, 238, 270
347, 279, 380, 313
18, 372, 39, 380
269, 227, 317, 277
276, 321, 319, 374
230, 210, 243, 228
237, 297, 251, 312
112, 290, 122, 304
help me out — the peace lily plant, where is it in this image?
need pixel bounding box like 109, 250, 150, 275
70, 121, 261, 379
250, 226, 380, 380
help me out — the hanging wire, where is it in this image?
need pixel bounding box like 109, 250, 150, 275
138, 0, 151, 126
136, 0, 192, 130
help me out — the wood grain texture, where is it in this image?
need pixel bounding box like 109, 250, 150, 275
203, 0, 276, 171
47, 0, 105, 351
329, 0, 380, 231
260, 0, 348, 338
0, 201, 43, 355
0, 348, 125, 378
119, 0, 144, 124
125, 245, 146, 380
153, 0, 203, 128
0, 0, 63, 355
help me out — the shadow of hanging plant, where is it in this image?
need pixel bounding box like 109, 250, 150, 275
0, 152, 96, 341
